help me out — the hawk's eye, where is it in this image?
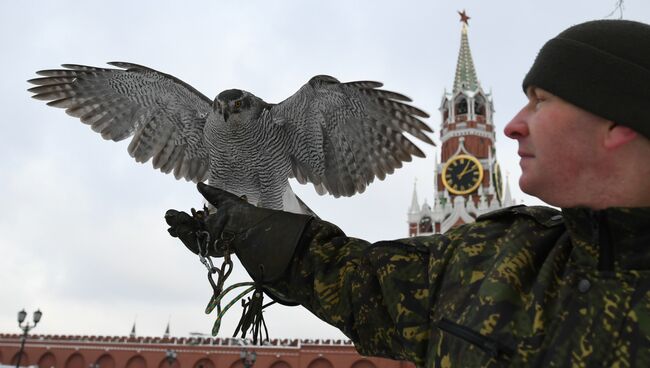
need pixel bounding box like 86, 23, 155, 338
234, 100, 242, 108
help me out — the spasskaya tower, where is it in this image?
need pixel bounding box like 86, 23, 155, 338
408, 11, 514, 236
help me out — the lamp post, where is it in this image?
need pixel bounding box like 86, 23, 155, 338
165, 349, 178, 367
240, 349, 257, 368
15, 308, 42, 368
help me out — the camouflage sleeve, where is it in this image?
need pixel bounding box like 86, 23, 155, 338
267, 218, 451, 365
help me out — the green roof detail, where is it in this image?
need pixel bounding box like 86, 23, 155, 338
453, 24, 480, 93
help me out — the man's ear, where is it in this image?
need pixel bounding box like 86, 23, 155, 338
604, 124, 638, 150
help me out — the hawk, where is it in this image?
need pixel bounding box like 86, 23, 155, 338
29, 62, 433, 214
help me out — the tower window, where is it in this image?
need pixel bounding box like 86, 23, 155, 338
419, 216, 433, 233
455, 98, 468, 115
474, 96, 485, 116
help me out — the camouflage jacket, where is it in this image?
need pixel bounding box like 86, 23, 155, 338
268, 206, 650, 367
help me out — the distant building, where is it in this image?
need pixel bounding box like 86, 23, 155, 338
408, 12, 514, 236
0, 333, 414, 368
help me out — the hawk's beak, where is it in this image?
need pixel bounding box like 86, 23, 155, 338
216, 100, 229, 122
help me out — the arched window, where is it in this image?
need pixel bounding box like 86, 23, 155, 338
270, 361, 292, 368
65, 353, 86, 368
474, 95, 485, 116
455, 97, 468, 115
125, 355, 147, 368
351, 359, 377, 368
97, 353, 116, 368
193, 358, 215, 368
38, 352, 57, 368
307, 357, 333, 368
11, 351, 29, 367
419, 216, 433, 233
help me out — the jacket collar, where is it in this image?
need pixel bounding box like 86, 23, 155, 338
561, 207, 650, 271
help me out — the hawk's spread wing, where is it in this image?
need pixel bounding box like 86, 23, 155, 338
270, 75, 433, 197
28, 62, 211, 182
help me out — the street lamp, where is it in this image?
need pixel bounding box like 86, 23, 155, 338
165, 349, 178, 367
15, 308, 42, 368
240, 349, 257, 368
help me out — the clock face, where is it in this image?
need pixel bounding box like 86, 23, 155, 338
492, 162, 504, 203
442, 154, 484, 195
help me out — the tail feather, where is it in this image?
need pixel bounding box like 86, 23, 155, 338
282, 184, 319, 218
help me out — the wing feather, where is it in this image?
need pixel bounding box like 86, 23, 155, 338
28, 62, 212, 182
271, 75, 433, 197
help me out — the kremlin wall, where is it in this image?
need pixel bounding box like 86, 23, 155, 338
0, 334, 414, 368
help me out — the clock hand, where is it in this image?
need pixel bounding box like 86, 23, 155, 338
458, 162, 477, 179
460, 168, 477, 180
458, 161, 471, 178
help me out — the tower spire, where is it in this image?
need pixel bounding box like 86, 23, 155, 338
453, 10, 480, 93
164, 317, 171, 338
503, 173, 513, 206
409, 179, 420, 213
433, 153, 438, 194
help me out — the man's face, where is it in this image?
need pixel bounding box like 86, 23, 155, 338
504, 87, 610, 207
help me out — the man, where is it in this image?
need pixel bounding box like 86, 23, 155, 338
166, 20, 650, 367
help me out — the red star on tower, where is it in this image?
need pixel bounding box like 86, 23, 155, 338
458, 10, 470, 26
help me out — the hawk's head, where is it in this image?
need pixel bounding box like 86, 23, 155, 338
214, 89, 268, 124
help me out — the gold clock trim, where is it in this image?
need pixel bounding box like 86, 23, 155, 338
492, 161, 504, 202
442, 154, 484, 195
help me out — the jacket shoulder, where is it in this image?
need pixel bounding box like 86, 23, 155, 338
477, 205, 564, 228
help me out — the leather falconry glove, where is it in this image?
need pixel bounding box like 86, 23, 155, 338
165, 208, 209, 256
165, 182, 313, 283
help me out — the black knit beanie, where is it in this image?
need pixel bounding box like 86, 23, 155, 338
523, 19, 650, 139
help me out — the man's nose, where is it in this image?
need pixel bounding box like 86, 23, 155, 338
504, 107, 530, 139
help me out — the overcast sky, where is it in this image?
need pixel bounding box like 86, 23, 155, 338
1, 0, 648, 341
